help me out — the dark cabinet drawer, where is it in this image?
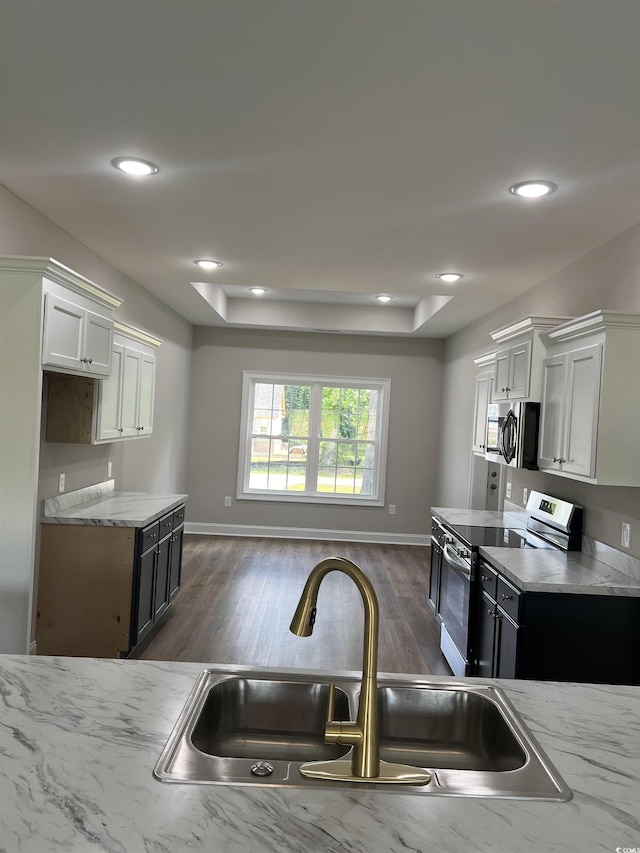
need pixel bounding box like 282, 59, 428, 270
496, 575, 520, 622
172, 505, 186, 529
140, 521, 160, 553
478, 562, 498, 599
158, 511, 174, 538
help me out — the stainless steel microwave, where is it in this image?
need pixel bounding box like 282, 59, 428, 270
485, 401, 541, 469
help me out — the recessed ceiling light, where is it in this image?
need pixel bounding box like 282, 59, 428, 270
194, 259, 222, 271
111, 157, 159, 176
376, 295, 393, 302
436, 273, 463, 283
509, 180, 557, 198
250, 287, 266, 295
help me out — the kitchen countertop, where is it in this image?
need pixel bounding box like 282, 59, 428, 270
432, 507, 640, 597
41, 479, 187, 527
0, 654, 638, 853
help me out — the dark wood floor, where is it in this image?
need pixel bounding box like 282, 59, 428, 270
135, 535, 452, 677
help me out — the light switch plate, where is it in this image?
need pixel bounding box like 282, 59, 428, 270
58, 473, 65, 493
388, 504, 396, 515
505, 482, 512, 499
224, 496, 232, 507
107, 461, 112, 478
523, 487, 528, 506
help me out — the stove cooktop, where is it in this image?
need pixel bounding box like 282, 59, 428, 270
449, 525, 556, 550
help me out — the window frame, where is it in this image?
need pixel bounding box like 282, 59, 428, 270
237, 371, 391, 506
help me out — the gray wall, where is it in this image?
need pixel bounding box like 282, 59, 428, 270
436, 224, 640, 557
0, 184, 193, 500
187, 328, 444, 538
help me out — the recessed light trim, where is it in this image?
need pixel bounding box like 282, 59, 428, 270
194, 259, 223, 271
376, 295, 393, 302
436, 273, 463, 283
111, 157, 159, 176
509, 180, 557, 198
249, 287, 266, 295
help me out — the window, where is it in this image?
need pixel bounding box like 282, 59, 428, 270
238, 372, 391, 505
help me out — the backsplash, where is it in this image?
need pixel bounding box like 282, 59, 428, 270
43, 479, 115, 517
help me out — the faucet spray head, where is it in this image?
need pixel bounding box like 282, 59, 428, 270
289, 600, 317, 637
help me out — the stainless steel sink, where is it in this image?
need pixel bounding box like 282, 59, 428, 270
154, 669, 571, 800
191, 677, 351, 762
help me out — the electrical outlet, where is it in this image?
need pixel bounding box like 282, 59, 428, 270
621, 522, 631, 549
388, 504, 396, 515
58, 473, 65, 493
107, 461, 112, 479
505, 482, 512, 500
224, 496, 232, 507
523, 487, 528, 506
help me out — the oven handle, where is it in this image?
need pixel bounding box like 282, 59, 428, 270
443, 544, 472, 580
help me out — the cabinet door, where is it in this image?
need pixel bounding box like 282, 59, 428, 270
475, 590, 496, 677
120, 347, 141, 437
137, 353, 156, 435
168, 526, 184, 602
95, 342, 124, 441
153, 536, 171, 621
495, 610, 518, 678
84, 310, 113, 375
472, 372, 492, 452
492, 348, 511, 401
508, 340, 531, 399
538, 353, 567, 469
135, 548, 156, 645
562, 344, 602, 478
42, 292, 84, 371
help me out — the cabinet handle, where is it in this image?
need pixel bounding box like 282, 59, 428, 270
501, 387, 505, 392
501, 593, 513, 601
88, 358, 93, 364
149, 533, 157, 539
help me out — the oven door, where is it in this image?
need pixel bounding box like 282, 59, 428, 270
438, 542, 472, 676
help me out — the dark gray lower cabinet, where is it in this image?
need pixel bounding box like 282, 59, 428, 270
473, 556, 640, 684
132, 505, 185, 651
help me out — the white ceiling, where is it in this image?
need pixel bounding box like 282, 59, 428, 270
1, 0, 638, 338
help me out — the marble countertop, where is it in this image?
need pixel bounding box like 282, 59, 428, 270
42, 480, 187, 527
1, 654, 638, 853
432, 507, 640, 597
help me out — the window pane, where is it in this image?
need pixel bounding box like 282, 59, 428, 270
336, 441, 357, 466
318, 440, 336, 466
249, 461, 269, 489
254, 383, 275, 410
285, 463, 306, 491
288, 441, 307, 462
357, 389, 377, 439
317, 466, 337, 493
336, 466, 356, 494
252, 408, 273, 435
269, 437, 289, 464
282, 385, 310, 437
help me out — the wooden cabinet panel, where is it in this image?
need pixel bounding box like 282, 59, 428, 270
36, 504, 186, 658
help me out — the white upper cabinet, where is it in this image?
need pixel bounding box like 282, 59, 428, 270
489, 317, 569, 402
538, 311, 640, 485
94, 323, 161, 443
41, 271, 121, 376
472, 352, 495, 454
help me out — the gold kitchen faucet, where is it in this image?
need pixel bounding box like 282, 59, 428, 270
290, 556, 431, 785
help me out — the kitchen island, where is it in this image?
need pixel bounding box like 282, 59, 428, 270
0, 654, 638, 852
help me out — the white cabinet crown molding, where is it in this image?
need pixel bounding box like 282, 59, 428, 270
473, 351, 497, 369
0, 256, 122, 311
490, 316, 572, 345
113, 321, 162, 350
540, 310, 640, 345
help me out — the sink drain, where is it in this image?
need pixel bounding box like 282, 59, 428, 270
250, 761, 274, 777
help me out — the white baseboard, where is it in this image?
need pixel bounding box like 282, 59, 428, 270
184, 522, 429, 547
